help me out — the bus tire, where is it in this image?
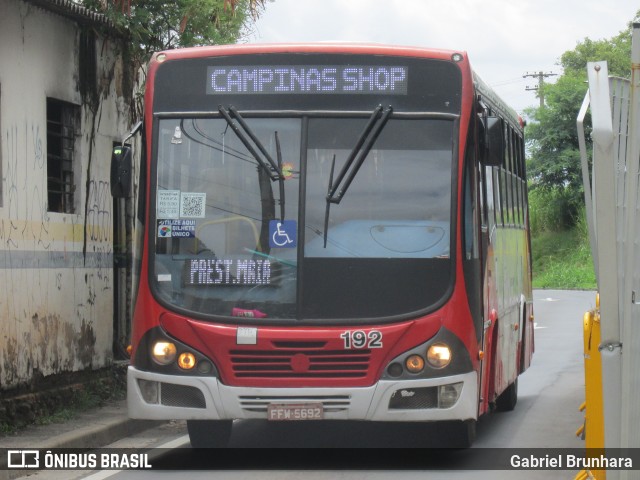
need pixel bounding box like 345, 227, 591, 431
442, 419, 476, 448
187, 419, 233, 448
495, 378, 518, 412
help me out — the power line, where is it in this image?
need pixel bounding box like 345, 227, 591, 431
523, 71, 558, 107
491, 77, 526, 88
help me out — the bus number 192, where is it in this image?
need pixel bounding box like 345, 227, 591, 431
340, 330, 383, 349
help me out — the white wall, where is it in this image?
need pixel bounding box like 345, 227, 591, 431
0, 0, 131, 388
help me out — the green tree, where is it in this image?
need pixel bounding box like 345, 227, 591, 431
525, 13, 637, 230
560, 27, 633, 78
86, 0, 266, 70
526, 74, 586, 209
82, 0, 267, 118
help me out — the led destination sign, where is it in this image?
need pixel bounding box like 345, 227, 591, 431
206, 65, 408, 95
188, 258, 271, 286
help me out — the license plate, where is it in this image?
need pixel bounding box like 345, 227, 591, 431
267, 403, 324, 421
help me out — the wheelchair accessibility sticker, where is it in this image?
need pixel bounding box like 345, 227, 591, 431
269, 220, 297, 248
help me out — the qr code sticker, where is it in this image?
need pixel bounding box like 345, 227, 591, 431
180, 192, 206, 218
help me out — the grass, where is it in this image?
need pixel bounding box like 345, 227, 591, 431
34, 385, 125, 427
0, 366, 126, 435
528, 187, 597, 290
531, 227, 597, 290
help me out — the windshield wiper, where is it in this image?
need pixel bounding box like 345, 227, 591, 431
326, 105, 393, 204
275, 131, 286, 221
218, 105, 281, 181
323, 154, 337, 247
323, 105, 393, 247
220, 105, 288, 226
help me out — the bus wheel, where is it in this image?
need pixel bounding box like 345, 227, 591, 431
495, 378, 518, 412
187, 419, 233, 448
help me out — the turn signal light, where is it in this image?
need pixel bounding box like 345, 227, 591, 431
178, 352, 197, 370
405, 354, 425, 373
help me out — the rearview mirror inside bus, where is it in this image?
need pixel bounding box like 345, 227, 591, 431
482, 116, 505, 167
110, 145, 133, 198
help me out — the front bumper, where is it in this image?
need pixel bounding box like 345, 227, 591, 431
127, 366, 478, 422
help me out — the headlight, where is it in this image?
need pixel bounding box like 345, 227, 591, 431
427, 343, 452, 369
152, 341, 177, 365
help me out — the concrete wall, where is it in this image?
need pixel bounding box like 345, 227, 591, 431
0, 0, 131, 389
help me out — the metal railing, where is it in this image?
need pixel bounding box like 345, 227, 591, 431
575, 23, 640, 480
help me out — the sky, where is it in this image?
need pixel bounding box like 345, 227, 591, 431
248, 0, 637, 115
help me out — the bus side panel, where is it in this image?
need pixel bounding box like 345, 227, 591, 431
519, 230, 535, 373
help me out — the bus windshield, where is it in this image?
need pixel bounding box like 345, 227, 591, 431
153, 115, 454, 321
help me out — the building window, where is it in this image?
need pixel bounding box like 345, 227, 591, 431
47, 98, 79, 213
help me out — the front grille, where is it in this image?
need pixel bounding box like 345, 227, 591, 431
271, 341, 327, 348
229, 347, 372, 379
388, 387, 438, 410
160, 382, 206, 408
239, 394, 351, 413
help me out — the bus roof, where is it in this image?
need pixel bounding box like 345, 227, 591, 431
149, 42, 522, 127
473, 70, 522, 129
151, 42, 468, 63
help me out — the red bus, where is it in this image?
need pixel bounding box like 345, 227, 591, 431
112, 43, 534, 448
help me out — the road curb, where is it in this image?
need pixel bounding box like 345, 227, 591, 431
0, 403, 165, 480
43, 418, 165, 450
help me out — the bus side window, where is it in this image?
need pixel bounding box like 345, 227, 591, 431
494, 167, 503, 227
463, 124, 482, 342
465, 160, 480, 258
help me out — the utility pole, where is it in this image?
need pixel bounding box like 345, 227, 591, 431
523, 71, 558, 107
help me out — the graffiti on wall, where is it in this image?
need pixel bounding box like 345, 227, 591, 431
0, 120, 113, 389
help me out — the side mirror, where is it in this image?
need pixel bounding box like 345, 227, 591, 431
481, 116, 505, 167
123, 120, 143, 144
111, 121, 142, 198
111, 145, 133, 198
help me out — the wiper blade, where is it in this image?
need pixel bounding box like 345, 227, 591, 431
323, 154, 337, 248
275, 131, 286, 222
326, 105, 393, 205
323, 105, 392, 247
218, 105, 281, 181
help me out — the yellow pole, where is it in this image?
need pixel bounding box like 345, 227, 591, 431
575, 293, 605, 480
